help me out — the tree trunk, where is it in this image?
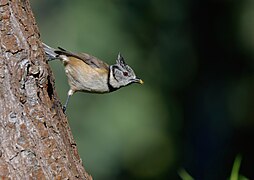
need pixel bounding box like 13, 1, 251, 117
0, 0, 92, 179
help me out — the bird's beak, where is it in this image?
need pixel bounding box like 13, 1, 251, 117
133, 78, 144, 84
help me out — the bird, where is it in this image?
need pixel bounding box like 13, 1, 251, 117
43, 43, 143, 112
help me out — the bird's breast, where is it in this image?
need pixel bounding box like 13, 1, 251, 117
64, 58, 109, 93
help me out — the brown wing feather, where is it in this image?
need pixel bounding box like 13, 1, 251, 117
55, 47, 109, 70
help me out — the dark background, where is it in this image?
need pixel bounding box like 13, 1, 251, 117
31, 0, 254, 179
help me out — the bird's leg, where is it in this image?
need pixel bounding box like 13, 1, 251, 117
63, 89, 74, 113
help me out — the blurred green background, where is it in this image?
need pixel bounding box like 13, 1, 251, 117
31, 0, 254, 179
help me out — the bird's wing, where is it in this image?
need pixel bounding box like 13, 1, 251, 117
55, 47, 109, 70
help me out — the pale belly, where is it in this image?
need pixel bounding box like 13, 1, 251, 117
65, 63, 109, 93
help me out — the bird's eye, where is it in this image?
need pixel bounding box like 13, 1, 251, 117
123, 72, 128, 76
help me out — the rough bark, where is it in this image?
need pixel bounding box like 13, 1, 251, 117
0, 0, 92, 179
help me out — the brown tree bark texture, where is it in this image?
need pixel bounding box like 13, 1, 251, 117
0, 0, 92, 179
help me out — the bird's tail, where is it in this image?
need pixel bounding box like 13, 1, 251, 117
42, 43, 58, 61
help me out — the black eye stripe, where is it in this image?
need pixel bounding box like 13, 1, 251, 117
112, 65, 134, 80
112, 65, 121, 71
112, 66, 120, 82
